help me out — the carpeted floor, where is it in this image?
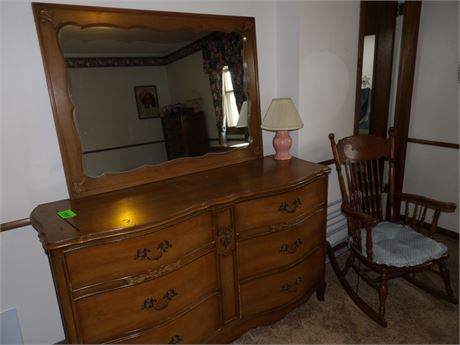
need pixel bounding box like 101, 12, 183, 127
235, 234, 459, 344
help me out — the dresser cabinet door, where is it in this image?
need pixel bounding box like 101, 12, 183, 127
239, 246, 325, 317
110, 294, 220, 344
235, 178, 326, 232
238, 209, 325, 280
66, 213, 213, 289
75, 251, 218, 343
235, 178, 327, 320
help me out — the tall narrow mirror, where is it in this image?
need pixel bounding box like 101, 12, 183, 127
353, 1, 397, 137
359, 34, 376, 134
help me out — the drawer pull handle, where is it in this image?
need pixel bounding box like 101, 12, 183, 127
278, 198, 302, 213
280, 238, 302, 254
142, 289, 177, 310
281, 277, 303, 293
168, 335, 182, 344
135, 240, 172, 261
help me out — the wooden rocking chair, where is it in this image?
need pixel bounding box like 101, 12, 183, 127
327, 128, 457, 327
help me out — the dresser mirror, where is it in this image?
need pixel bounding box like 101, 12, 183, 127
33, 3, 262, 198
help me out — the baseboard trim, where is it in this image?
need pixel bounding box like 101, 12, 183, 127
437, 227, 459, 240
332, 241, 348, 252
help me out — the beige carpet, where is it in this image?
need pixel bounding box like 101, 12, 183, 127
235, 234, 459, 344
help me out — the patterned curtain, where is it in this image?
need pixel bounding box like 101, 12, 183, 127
202, 32, 246, 134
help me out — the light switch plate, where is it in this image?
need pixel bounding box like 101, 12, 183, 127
0, 308, 24, 345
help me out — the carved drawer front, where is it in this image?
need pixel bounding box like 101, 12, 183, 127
239, 246, 325, 317
75, 252, 217, 343
238, 209, 325, 279
235, 178, 326, 232
66, 213, 213, 289
111, 294, 220, 344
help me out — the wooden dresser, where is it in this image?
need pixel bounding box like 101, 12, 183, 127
31, 157, 329, 344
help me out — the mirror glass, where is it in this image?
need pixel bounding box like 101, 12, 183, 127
359, 34, 376, 135
59, 26, 250, 177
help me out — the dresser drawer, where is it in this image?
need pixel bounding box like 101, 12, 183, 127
66, 213, 213, 289
239, 246, 325, 317
238, 209, 325, 279
75, 252, 217, 343
235, 178, 326, 232
111, 294, 220, 344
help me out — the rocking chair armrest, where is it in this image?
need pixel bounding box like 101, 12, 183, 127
341, 204, 379, 227
397, 193, 457, 213
396, 193, 456, 237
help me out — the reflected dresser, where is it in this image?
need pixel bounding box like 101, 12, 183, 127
31, 157, 330, 344
161, 112, 209, 160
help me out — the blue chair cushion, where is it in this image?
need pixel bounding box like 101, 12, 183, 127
358, 222, 447, 267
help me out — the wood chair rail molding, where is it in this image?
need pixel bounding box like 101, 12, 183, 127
32, 2, 263, 199
0, 218, 32, 232
407, 137, 459, 150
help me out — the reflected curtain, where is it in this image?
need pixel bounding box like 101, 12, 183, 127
202, 32, 245, 134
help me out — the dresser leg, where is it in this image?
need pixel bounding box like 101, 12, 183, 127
316, 278, 326, 301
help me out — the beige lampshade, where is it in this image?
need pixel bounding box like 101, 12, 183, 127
236, 100, 249, 128
261, 98, 303, 131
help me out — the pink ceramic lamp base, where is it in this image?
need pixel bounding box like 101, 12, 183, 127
273, 130, 292, 160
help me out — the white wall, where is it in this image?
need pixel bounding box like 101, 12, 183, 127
276, 1, 359, 245
166, 51, 219, 139
297, 1, 359, 166
69, 66, 170, 176
403, 1, 459, 232
1, 1, 361, 343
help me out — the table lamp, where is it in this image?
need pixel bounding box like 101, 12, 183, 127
261, 98, 303, 160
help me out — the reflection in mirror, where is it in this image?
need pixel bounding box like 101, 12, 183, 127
359, 34, 376, 134
59, 26, 249, 177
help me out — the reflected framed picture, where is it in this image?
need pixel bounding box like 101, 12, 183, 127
134, 85, 160, 119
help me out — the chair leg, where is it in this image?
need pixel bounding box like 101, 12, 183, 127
378, 274, 388, 325
342, 252, 355, 276
326, 241, 388, 327
316, 277, 326, 301
439, 261, 458, 304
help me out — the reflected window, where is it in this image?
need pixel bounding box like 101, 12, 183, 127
222, 66, 240, 127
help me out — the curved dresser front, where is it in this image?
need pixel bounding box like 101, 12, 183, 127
30, 157, 330, 344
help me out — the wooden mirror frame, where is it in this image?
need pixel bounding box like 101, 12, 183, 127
32, 2, 263, 199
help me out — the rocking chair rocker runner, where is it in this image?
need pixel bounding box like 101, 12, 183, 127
327, 128, 457, 327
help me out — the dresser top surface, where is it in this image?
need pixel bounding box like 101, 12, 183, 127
31, 156, 330, 249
